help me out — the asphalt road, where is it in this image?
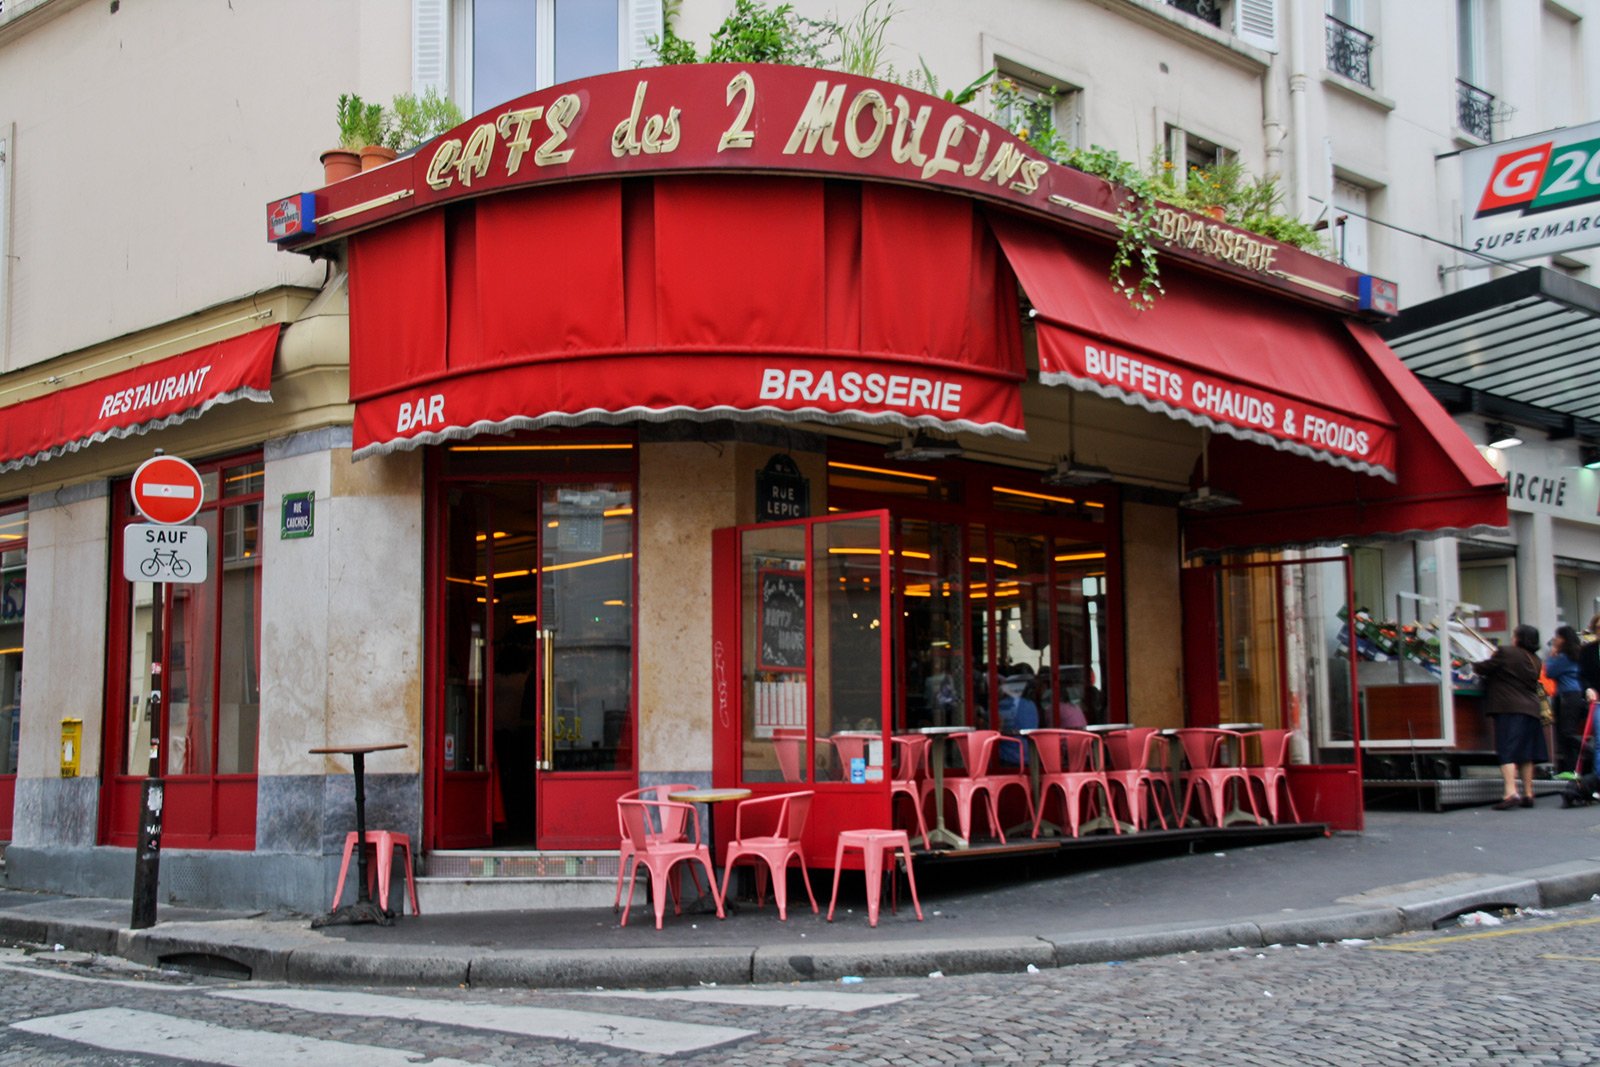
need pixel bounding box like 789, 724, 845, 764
0, 895, 1597, 1065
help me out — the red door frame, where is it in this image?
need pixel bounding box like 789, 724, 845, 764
422, 437, 640, 852
100, 451, 263, 850
712, 510, 894, 870
1179, 555, 1365, 831
0, 500, 26, 840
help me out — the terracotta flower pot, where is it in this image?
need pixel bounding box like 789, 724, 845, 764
360, 145, 398, 172
1203, 206, 1226, 221
320, 148, 361, 184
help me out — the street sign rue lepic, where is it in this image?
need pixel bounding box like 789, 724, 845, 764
124, 454, 208, 585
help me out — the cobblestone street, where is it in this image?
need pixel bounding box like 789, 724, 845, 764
2, 897, 1599, 1065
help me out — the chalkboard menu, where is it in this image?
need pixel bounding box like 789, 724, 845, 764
758, 568, 807, 671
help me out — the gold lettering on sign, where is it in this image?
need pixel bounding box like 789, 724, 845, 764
537, 94, 581, 165
979, 141, 1026, 187
612, 82, 681, 157
921, 114, 968, 180
889, 96, 931, 166
498, 107, 543, 174
1153, 208, 1279, 274
719, 71, 756, 151
455, 122, 496, 187
784, 81, 846, 156
961, 127, 991, 177
844, 89, 890, 158
426, 139, 463, 190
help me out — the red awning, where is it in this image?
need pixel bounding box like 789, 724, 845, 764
348, 178, 1026, 458
989, 212, 1398, 479
0, 324, 279, 472
1183, 323, 1508, 551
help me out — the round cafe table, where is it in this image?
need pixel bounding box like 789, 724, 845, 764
668, 788, 751, 910
309, 742, 408, 928
916, 726, 973, 849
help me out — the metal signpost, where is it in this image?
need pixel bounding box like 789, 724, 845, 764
125, 453, 206, 931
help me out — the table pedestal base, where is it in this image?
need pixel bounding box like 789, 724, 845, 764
312, 900, 394, 928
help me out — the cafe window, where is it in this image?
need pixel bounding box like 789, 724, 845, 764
105, 453, 262, 850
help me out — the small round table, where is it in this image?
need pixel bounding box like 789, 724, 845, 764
310, 742, 407, 928
916, 726, 974, 849
667, 788, 752, 910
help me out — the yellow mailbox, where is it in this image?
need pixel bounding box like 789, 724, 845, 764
60, 718, 82, 778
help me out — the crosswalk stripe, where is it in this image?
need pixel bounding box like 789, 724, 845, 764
574, 987, 917, 1012
213, 988, 755, 1056
12, 1007, 486, 1067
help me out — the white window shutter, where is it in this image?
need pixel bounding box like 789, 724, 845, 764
627, 0, 664, 69
413, 0, 450, 96
1234, 0, 1279, 53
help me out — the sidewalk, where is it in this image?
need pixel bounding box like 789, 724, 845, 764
3, 805, 1598, 990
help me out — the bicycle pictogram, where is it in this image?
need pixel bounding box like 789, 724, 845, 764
139, 548, 192, 579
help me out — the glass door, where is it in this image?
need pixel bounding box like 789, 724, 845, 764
431, 459, 636, 850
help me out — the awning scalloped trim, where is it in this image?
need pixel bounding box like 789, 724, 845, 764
0, 386, 273, 474
1038, 370, 1398, 483
353, 404, 1025, 461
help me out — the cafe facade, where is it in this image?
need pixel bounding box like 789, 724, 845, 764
0, 64, 1507, 913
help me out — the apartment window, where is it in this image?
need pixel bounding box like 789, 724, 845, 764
995, 72, 1082, 154
1331, 179, 1371, 272
1455, 0, 1494, 140
1325, 1, 1374, 87
442, 0, 662, 114
1166, 126, 1236, 191
0, 503, 25, 781
1168, 0, 1224, 28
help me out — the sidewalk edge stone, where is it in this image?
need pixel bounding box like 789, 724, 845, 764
751, 936, 1053, 983
469, 946, 754, 990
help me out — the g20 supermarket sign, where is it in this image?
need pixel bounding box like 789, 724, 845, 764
1461, 120, 1600, 261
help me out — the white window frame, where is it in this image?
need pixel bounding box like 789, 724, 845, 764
1165, 125, 1237, 191
1331, 178, 1371, 273
1457, 0, 1485, 87
431, 0, 660, 115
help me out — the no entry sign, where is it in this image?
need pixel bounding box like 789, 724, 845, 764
131, 455, 204, 525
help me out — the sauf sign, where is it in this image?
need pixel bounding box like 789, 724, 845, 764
1462, 120, 1600, 261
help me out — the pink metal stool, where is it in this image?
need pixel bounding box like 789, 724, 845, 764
332, 830, 421, 917
826, 829, 923, 927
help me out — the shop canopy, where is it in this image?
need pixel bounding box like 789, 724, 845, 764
348, 178, 1027, 459
0, 324, 279, 473
985, 211, 1508, 548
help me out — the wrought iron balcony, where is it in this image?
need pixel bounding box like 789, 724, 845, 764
1456, 79, 1494, 141
1167, 0, 1223, 28
1325, 15, 1374, 87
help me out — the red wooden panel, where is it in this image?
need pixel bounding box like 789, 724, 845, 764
537, 772, 632, 849
1287, 764, 1363, 832
0, 775, 13, 840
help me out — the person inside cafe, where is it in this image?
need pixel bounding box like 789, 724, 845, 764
997, 671, 1039, 767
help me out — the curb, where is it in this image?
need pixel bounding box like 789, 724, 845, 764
5, 863, 1600, 990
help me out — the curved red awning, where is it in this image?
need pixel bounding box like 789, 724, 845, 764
1185, 323, 1508, 550
348, 177, 1026, 458
989, 212, 1398, 479
0, 324, 279, 473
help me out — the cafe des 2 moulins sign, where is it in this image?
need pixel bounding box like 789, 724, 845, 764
269, 65, 1372, 311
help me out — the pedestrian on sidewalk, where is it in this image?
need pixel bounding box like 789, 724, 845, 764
1547, 625, 1586, 774
1475, 624, 1547, 810
1579, 615, 1600, 766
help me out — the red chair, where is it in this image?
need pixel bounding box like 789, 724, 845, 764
1243, 729, 1301, 824
1030, 729, 1120, 838
827, 828, 924, 927
1175, 728, 1263, 828
771, 730, 807, 783
616, 797, 723, 929
331, 830, 420, 916
613, 783, 704, 911
1102, 727, 1175, 831
719, 791, 819, 921
939, 731, 1030, 845
890, 735, 931, 849
829, 733, 871, 781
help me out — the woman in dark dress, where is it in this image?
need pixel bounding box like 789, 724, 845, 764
1474, 624, 1546, 810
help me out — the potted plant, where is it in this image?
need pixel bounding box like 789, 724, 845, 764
321, 93, 382, 183
384, 87, 465, 154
